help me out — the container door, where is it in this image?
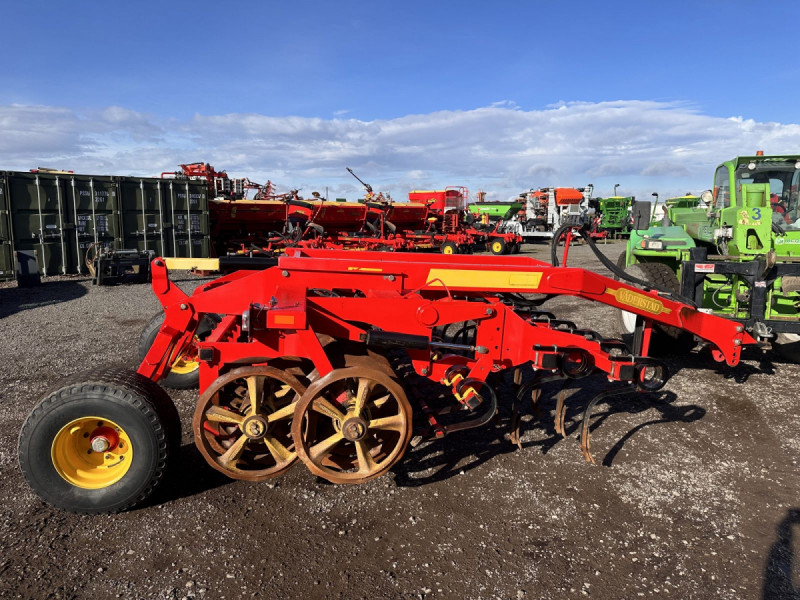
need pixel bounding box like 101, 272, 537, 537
8, 172, 73, 276
0, 175, 13, 280
118, 177, 169, 256
171, 180, 210, 258
68, 176, 120, 273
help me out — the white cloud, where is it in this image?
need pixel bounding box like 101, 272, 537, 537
0, 100, 798, 201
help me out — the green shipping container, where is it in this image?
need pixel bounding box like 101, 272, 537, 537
171, 236, 211, 258
0, 174, 14, 280
118, 177, 169, 257
3, 171, 214, 277
7, 172, 75, 276
66, 175, 120, 274
162, 179, 210, 258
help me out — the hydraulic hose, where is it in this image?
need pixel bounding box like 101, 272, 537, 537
550, 223, 697, 308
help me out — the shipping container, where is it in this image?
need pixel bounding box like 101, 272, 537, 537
7, 172, 75, 276
118, 177, 169, 257
3, 170, 214, 279
162, 179, 210, 258
0, 174, 14, 280
66, 175, 120, 274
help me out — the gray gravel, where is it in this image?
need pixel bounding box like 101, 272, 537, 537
0, 241, 798, 599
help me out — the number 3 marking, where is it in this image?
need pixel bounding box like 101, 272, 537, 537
752, 208, 762, 220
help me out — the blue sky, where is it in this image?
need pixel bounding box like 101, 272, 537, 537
1, 0, 798, 200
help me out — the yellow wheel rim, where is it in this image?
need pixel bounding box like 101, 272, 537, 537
492, 241, 503, 253
443, 245, 454, 255
51, 417, 133, 489
169, 335, 200, 375
169, 356, 199, 375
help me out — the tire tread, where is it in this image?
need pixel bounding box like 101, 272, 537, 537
18, 367, 179, 514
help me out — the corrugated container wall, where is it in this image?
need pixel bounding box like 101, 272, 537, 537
7, 172, 75, 276
5, 171, 210, 277
67, 175, 120, 273
0, 174, 14, 280
118, 177, 170, 257
162, 179, 210, 258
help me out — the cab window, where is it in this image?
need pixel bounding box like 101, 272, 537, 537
714, 166, 730, 208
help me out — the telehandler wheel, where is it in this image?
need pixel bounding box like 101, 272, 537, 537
613, 251, 627, 280
292, 364, 413, 484
18, 368, 180, 514
615, 262, 695, 355
138, 311, 221, 390
490, 238, 507, 255
441, 241, 458, 255
774, 333, 800, 363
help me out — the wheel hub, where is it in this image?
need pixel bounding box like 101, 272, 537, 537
341, 416, 368, 441
89, 426, 120, 453
242, 415, 269, 440
51, 417, 132, 489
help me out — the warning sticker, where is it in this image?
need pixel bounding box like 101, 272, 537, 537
695, 264, 715, 273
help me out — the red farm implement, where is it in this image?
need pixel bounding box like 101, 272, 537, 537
201, 166, 521, 257
19, 238, 755, 513
407, 187, 522, 255
162, 162, 269, 201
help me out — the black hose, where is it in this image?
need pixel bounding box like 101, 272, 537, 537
500, 292, 555, 308
451, 324, 477, 345
550, 223, 697, 308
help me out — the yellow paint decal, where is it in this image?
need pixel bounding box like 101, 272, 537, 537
427, 269, 542, 289
347, 266, 383, 272
606, 287, 671, 315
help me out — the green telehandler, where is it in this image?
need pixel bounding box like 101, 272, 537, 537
617, 152, 800, 360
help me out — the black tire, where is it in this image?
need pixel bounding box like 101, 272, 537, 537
441, 241, 458, 255
489, 238, 507, 255
615, 262, 695, 355
18, 367, 180, 514
614, 251, 627, 280
138, 312, 221, 389
511, 242, 521, 254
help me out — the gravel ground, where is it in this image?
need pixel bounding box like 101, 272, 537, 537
0, 241, 798, 600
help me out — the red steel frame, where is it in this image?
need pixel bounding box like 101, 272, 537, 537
139, 249, 755, 400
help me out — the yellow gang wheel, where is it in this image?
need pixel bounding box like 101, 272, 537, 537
490, 239, 507, 255
441, 241, 458, 255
